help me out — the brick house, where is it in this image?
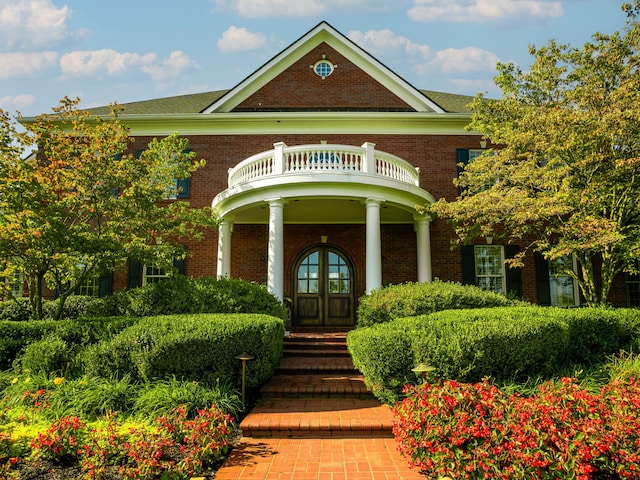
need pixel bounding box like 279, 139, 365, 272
82, 21, 634, 325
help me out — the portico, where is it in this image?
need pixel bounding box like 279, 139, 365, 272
212, 142, 435, 320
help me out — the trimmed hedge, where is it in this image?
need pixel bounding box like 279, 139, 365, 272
0, 317, 138, 370
100, 276, 287, 319
0, 277, 286, 321
82, 313, 285, 387
357, 280, 525, 328
348, 307, 640, 403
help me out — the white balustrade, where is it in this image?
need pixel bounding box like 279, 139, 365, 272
227, 143, 420, 188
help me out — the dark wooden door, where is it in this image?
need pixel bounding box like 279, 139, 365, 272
293, 246, 354, 327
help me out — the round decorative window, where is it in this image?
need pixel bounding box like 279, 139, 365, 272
313, 59, 334, 78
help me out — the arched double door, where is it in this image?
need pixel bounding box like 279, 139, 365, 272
292, 246, 355, 327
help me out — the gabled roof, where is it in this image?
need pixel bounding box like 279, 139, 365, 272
202, 21, 445, 114
86, 88, 475, 117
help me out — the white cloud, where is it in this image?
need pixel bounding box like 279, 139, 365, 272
0, 93, 36, 111
0, 0, 81, 49
427, 47, 500, 74
408, 0, 563, 23
59, 49, 157, 76
0, 51, 57, 78
212, 0, 399, 18
59, 49, 199, 84
218, 26, 267, 53
142, 50, 200, 82
348, 29, 430, 59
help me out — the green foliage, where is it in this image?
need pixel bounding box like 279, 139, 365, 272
349, 306, 640, 403
357, 280, 524, 327
115, 276, 286, 319
82, 313, 284, 387
45, 376, 137, 419
0, 98, 216, 320
18, 336, 75, 377
429, 5, 640, 305
0, 298, 31, 322
0, 316, 137, 370
133, 377, 243, 419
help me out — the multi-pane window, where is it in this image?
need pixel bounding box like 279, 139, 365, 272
8, 271, 24, 298
297, 252, 319, 294
76, 275, 100, 297
626, 273, 640, 307
143, 265, 171, 285
474, 245, 505, 294
328, 252, 350, 293
468, 149, 485, 162
548, 256, 578, 307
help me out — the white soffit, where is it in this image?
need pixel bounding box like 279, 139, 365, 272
202, 21, 444, 114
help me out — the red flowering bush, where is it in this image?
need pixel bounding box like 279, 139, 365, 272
393, 378, 640, 479
78, 414, 126, 479
30, 415, 86, 462
20, 403, 236, 478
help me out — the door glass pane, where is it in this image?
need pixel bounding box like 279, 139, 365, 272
297, 251, 320, 293
327, 252, 350, 293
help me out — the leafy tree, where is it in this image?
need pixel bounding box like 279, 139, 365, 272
0, 97, 216, 319
428, 2, 640, 305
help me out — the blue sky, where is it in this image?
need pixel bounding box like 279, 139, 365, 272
0, 0, 628, 117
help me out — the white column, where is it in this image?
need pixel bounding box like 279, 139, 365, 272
216, 218, 233, 279
365, 198, 383, 293
267, 198, 285, 301
415, 214, 433, 283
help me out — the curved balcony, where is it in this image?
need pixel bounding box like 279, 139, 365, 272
227, 142, 420, 188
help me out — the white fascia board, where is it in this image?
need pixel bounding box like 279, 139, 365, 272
106, 112, 473, 136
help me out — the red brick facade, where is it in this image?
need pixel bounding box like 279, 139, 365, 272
108, 22, 632, 314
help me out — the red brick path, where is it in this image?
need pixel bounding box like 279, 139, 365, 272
214, 332, 425, 480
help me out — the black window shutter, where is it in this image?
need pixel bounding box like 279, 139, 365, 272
504, 245, 522, 298
456, 149, 470, 195
98, 271, 113, 297
173, 255, 186, 275
128, 259, 142, 289
461, 245, 476, 285
176, 177, 190, 198
535, 252, 551, 305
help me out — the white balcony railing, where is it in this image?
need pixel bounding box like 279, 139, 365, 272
227, 142, 420, 188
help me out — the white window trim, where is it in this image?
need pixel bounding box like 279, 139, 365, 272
142, 264, 171, 286
474, 245, 506, 294
549, 255, 580, 307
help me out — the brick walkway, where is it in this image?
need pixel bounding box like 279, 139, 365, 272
214, 332, 424, 480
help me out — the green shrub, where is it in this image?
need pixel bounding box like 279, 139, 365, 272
82, 313, 284, 388
349, 307, 640, 403
0, 298, 32, 321
357, 280, 525, 327
117, 276, 287, 319
45, 375, 137, 419
18, 335, 76, 377
133, 377, 243, 418
0, 317, 137, 371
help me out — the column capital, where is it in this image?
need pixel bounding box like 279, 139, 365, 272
413, 213, 433, 224
363, 197, 385, 207
265, 197, 288, 207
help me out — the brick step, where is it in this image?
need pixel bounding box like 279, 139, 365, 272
283, 348, 350, 357
239, 398, 394, 438
260, 373, 371, 399
283, 340, 347, 351
277, 356, 355, 374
